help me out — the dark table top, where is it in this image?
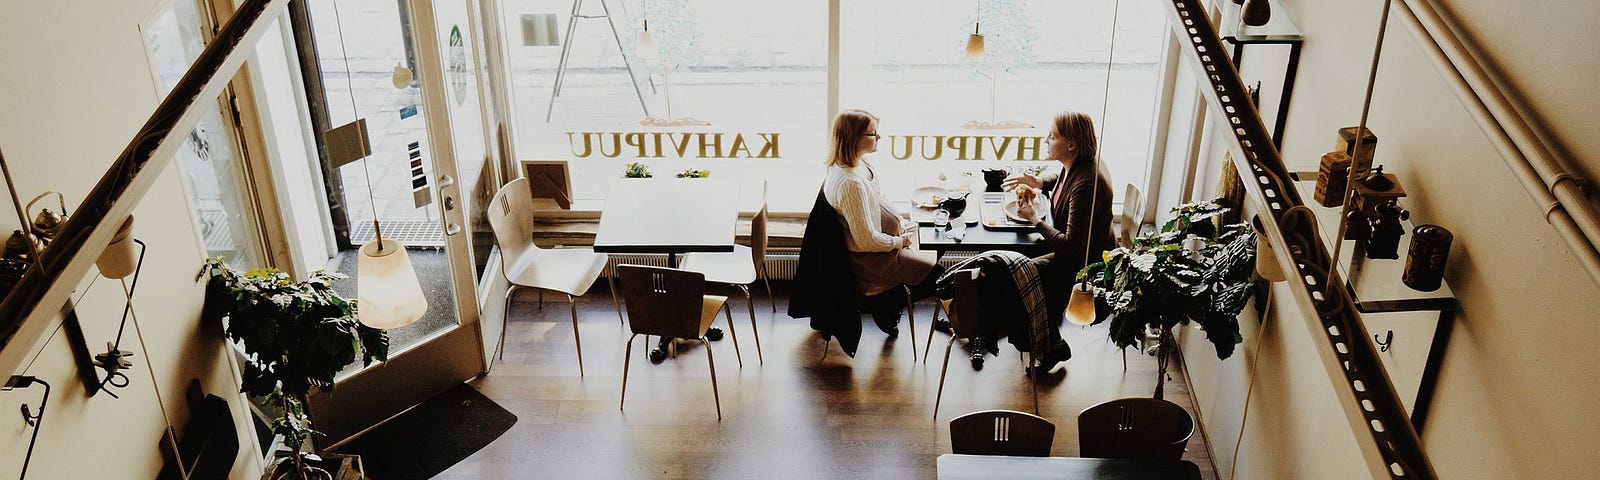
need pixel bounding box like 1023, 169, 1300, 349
594, 178, 741, 254
916, 225, 1051, 257
936, 454, 1202, 480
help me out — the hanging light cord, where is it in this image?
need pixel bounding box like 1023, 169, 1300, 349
1330, 0, 1393, 276
1227, 293, 1273, 480
1080, 0, 1121, 282
331, 0, 385, 252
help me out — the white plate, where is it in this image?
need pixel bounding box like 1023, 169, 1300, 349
1004, 199, 1047, 223
911, 186, 950, 209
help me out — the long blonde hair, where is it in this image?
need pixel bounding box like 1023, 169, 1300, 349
826, 109, 878, 168
1053, 111, 1099, 164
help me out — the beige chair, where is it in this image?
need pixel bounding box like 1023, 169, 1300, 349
617, 265, 742, 420
949, 409, 1056, 457
1078, 397, 1195, 460
931, 269, 1038, 419
1117, 183, 1144, 249
679, 181, 771, 364
487, 178, 621, 376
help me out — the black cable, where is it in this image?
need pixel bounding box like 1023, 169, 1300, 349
96, 239, 146, 397
8, 377, 51, 480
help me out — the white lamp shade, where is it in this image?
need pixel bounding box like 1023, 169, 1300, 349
97, 215, 137, 279
638, 28, 656, 56
964, 33, 985, 60
358, 239, 427, 329
1064, 281, 1097, 326
1256, 233, 1288, 282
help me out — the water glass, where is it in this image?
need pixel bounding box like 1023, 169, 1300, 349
932, 209, 951, 229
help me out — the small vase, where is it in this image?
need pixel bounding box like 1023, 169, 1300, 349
1242, 0, 1272, 27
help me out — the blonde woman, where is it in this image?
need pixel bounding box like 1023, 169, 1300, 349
823, 109, 942, 334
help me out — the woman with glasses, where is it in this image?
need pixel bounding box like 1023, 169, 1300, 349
822, 109, 942, 335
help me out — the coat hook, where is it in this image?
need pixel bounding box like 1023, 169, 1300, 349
1373, 330, 1393, 352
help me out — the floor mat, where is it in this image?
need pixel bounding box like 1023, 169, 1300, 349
335, 384, 517, 479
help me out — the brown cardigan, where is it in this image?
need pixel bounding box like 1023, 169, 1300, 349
1033, 159, 1117, 286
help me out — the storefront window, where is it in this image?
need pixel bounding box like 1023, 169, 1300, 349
499, 0, 1162, 212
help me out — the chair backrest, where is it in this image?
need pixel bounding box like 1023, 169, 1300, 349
750, 181, 769, 271
1117, 183, 1143, 248
617, 265, 708, 339
488, 178, 541, 272
950, 409, 1056, 457
947, 268, 983, 337
1077, 397, 1195, 460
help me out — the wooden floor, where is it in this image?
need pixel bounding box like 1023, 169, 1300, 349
441, 283, 1216, 479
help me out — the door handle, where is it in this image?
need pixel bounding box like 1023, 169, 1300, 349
445, 223, 462, 236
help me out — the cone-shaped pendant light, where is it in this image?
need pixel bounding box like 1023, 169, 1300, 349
358, 238, 427, 329
1064, 281, 1097, 326
638, 20, 657, 55
1252, 216, 1287, 282
96, 215, 138, 279
964, 23, 985, 60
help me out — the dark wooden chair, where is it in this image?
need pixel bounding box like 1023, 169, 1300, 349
1077, 397, 1196, 460
949, 409, 1055, 457
932, 269, 1039, 419
616, 265, 742, 420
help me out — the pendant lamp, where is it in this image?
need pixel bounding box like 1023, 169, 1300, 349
330, 0, 426, 330
1252, 216, 1288, 282
358, 238, 427, 329
96, 215, 138, 279
1065, 281, 1097, 326
964, 22, 985, 60
638, 20, 657, 55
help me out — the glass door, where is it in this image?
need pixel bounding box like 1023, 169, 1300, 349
299, 0, 493, 447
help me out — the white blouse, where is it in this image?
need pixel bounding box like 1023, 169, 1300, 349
823, 163, 902, 253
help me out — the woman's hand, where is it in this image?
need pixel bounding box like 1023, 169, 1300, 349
1017, 202, 1041, 225
901, 232, 915, 248
1002, 172, 1042, 190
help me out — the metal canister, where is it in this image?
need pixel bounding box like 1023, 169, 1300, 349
1403, 224, 1452, 291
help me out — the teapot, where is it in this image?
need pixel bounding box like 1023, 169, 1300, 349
981, 165, 1014, 192
938, 191, 970, 218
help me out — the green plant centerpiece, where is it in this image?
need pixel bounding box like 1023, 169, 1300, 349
1079, 199, 1257, 398
199, 258, 388, 480
674, 168, 710, 178
623, 162, 653, 178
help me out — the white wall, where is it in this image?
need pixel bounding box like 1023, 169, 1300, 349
0, 0, 264, 478
1178, 0, 1600, 479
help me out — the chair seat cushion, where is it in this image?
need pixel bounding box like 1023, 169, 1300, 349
700, 295, 729, 334
506, 247, 607, 296
679, 246, 758, 285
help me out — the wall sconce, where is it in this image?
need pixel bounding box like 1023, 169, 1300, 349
4, 375, 51, 480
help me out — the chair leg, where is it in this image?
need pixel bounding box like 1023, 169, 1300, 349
924, 300, 944, 364
497, 285, 519, 363
1030, 353, 1041, 415
722, 302, 743, 368
703, 339, 722, 421
761, 269, 776, 313
608, 275, 624, 324
621, 334, 636, 410
1122, 348, 1128, 371
904, 286, 918, 363
569, 294, 584, 377
934, 336, 957, 420
740, 285, 763, 364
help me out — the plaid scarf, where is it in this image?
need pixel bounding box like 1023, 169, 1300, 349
939, 250, 1051, 357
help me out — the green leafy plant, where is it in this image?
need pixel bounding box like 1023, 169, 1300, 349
199, 258, 387, 479
1079, 199, 1257, 397
674, 168, 710, 178
623, 162, 653, 178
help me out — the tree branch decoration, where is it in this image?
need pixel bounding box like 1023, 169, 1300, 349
633, 0, 709, 126
959, 0, 1039, 130
200, 258, 388, 479
1079, 199, 1257, 398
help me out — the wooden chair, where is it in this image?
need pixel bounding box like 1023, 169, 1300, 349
949, 409, 1055, 457
931, 269, 1038, 419
1077, 397, 1196, 460
1117, 183, 1144, 249
617, 265, 743, 420
679, 180, 771, 364
487, 178, 621, 376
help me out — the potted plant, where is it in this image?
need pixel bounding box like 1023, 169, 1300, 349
623, 162, 653, 178
674, 168, 710, 178
199, 258, 388, 480
1079, 199, 1257, 399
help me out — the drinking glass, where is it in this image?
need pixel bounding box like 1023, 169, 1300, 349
932, 208, 951, 229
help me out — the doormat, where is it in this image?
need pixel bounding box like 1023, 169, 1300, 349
334, 384, 516, 479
